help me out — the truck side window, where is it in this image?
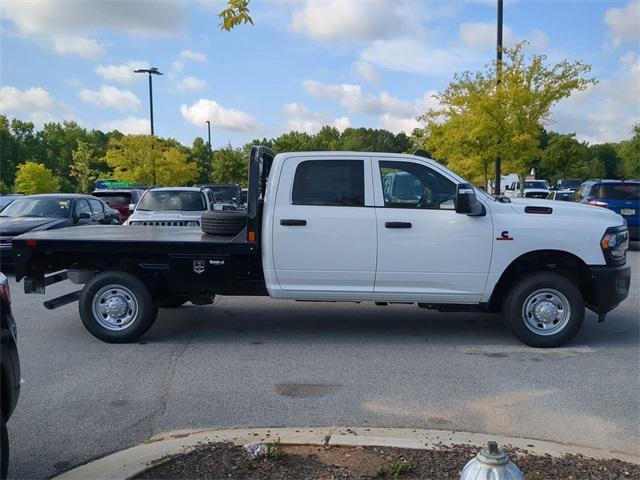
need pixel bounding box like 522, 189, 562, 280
292, 160, 364, 207
379, 161, 456, 210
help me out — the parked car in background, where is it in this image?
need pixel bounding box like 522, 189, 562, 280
92, 189, 145, 221
504, 179, 551, 198
574, 180, 640, 240
1, 272, 20, 479
555, 179, 582, 191
0, 194, 120, 266
240, 188, 248, 209
547, 190, 575, 201
126, 187, 213, 227
0, 196, 22, 213
196, 184, 242, 210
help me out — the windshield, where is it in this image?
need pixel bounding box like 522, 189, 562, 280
0, 197, 72, 218
211, 186, 237, 203
93, 192, 131, 206
137, 191, 206, 212
0, 196, 19, 210
525, 180, 549, 189
558, 179, 582, 189
595, 183, 640, 200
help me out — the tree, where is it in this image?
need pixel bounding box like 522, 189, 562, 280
218, 0, 253, 31
189, 137, 213, 183
539, 133, 599, 184
211, 144, 247, 186
416, 43, 596, 188
14, 162, 60, 194
618, 124, 640, 179
105, 135, 197, 186
70, 141, 103, 193
589, 143, 620, 179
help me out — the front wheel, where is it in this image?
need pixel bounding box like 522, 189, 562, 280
504, 272, 584, 348
79, 271, 158, 343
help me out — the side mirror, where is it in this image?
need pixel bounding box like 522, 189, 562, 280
129, 203, 136, 212
455, 183, 485, 216
74, 212, 91, 223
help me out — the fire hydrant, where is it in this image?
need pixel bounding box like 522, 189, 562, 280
460, 441, 524, 480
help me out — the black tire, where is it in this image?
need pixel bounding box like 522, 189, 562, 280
79, 271, 158, 343
1, 416, 8, 480
504, 271, 584, 348
157, 295, 187, 308
201, 211, 247, 236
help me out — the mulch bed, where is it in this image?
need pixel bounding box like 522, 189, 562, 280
134, 442, 639, 480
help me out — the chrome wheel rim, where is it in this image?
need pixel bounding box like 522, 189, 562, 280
92, 284, 138, 331
522, 288, 571, 336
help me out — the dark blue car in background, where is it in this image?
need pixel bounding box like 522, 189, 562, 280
574, 180, 640, 240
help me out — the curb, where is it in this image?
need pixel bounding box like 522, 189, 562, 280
54, 426, 640, 479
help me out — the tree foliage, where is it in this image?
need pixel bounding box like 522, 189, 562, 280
14, 162, 60, 194
218, 0, 253, 31
617, 124, 640, 179
105, 135, 197, 186
70, 141, 102, 193
416, 43, 596, 187
212, 144, 247, 185
190, 137, 213, 183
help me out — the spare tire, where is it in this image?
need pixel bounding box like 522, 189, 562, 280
201, 210, 247, 236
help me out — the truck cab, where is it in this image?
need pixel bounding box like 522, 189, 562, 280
12, 147, 631, 348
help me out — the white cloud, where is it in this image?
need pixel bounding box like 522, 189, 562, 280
604, 1, 640, 45
95, 61, 150, 84
459, 22, 549, 50
353, 61, 380, 84
180, 99, 257, 133
51, 35, 105, 59
0, 85, 69, 124
78, 85, 141, 111
283, 102, 350, 134
361, 38, 476, 76
303, 80, 415, 117
175, 76, 207, 92
0, 0, 184, 58
101, 116, 150, 135
289, 0, 408, 41
553, 52, 640, 143
379, 114, 421, 135
172, 49, 207, 73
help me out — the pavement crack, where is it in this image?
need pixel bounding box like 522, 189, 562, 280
126, 309, 208, 439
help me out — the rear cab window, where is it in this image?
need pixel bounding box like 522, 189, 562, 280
291, 160, 365, 207
595, 183, 640, 200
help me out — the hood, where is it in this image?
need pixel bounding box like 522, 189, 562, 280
508, 198, 623, 224
0, 216, 70, 236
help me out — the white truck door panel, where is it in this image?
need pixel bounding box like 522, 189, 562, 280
373, 159, 493, 301
272, 156, 377, 294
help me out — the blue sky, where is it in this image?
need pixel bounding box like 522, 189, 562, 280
0, 0, 638, 148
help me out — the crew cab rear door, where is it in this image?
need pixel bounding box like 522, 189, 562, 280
271, 155, 376, 295
373, 158, 493, 302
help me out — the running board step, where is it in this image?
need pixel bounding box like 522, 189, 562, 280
43, 290, 82, 310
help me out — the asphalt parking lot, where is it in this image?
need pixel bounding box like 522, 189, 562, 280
5, 248, 640, 479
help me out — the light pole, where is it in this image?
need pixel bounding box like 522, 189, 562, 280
494, 0, 504, 195
134, 67, 162, 184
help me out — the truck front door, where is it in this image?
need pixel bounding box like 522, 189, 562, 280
271, 156, 376, 296
373, 159, 493, 302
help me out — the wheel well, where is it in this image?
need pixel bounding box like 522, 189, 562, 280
489, 250, 592, 312
1, 365, 8, 419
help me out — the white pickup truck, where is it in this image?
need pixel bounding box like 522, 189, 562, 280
13, 147, 631, 348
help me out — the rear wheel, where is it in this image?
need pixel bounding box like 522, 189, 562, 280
79, 271, 157, 343
504, 272, 584, 348
201, 211, 247, 236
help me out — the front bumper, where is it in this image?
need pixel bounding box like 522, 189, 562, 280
586, 264, 631, 318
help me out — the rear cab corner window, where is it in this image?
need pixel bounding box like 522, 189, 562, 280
291, 160, 365, 207
378, 160, 456, 210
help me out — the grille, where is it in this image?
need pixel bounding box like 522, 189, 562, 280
525, 192, 548, 199
130, 221, 197, 227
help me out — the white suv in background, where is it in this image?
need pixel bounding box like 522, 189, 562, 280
504, 179, 551, 199
126, 187, 214, 227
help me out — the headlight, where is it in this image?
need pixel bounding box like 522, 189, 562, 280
601, 227, 629, 265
